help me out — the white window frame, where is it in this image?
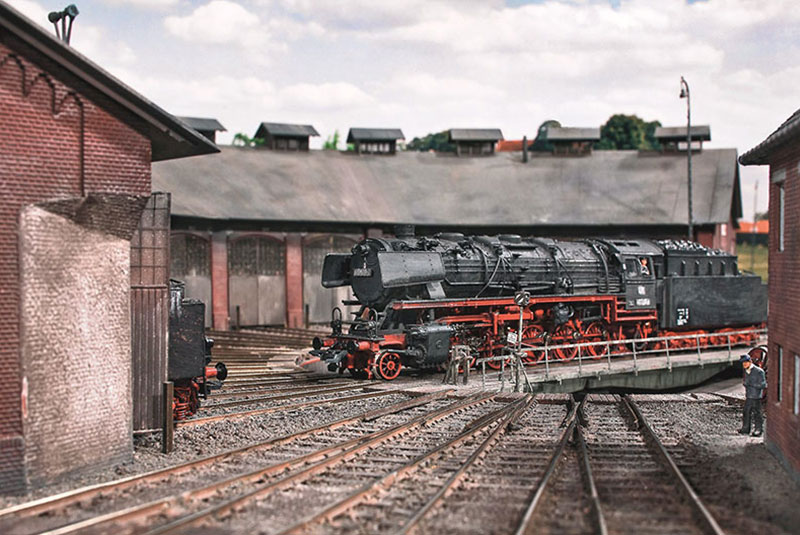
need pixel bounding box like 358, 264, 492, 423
795, 354, 799, 416
778, 346, 783, 402
779, 184, 785, 252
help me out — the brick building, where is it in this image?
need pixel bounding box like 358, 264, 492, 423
0, 3, 216, 493
154, 123, 742, 330
740, 108, 800, 484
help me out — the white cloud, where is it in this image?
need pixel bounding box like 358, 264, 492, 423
99, 0, 179, 9
164, 1, 280, 50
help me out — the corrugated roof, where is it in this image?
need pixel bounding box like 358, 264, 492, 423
448, 129, 504, 142
177, 116, 226, 133
153, 148, 740, 227
740, 109, 800, 165
346, 128, 404, 142
654, 125, 711, 142
739, 220, 769, 234
545, 127, 600, 142
255, 122, 319, 138
497, 140, 525, 152
0, 2, 218, 161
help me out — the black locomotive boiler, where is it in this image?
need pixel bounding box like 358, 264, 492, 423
169, 280, 227, 419
311, 228, 767, 380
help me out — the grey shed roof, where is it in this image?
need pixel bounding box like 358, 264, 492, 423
347, 128, 404, 142
448, 129, 504, 142
0, 2, 218, 161
177, 117, 227, 133
153, 148, 741, 228
654, 125, 711, 142
545, 127, 600, 141
740, 108, 800, 165
255, 122, 319, 138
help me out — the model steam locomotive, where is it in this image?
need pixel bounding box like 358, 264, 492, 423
169, 280, 227, 419
310, 226, 767, 380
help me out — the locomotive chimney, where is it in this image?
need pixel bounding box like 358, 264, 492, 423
394, 224, 415, 239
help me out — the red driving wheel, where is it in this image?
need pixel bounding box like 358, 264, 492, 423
581, 321, 606, 359
376, 352, 402, 381
553, 322, 579, 361
521, 324, 546, 363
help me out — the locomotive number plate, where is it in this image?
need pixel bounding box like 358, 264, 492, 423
353, 267, 373, 277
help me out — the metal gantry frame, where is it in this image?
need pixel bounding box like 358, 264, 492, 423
475, 327, 767, 391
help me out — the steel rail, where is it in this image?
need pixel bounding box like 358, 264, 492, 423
574, 422, 609, 535
177, 389, 397, 428
395, 395, 535, 535
35, 393, 495, 535
511, 399, 582, 535
200, 384, 364, 410
139, 393, 497, 535
275, 396, 534, 535
622, 395, 726, 535
0, 388, 423, 521
208, 380, 354, 399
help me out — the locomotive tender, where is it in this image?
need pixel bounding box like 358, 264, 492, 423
311, 227, 767, 380
169, 280, 227, 419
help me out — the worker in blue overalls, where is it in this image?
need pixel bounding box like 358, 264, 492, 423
738, 354, 767, 437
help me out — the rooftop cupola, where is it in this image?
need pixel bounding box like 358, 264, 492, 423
448, 128, 503, 156
255, 122, 319, 151
177, 117, 226, 143
347, 128, 404, 155
545, 126, 600, 156
654, 125, 710, 153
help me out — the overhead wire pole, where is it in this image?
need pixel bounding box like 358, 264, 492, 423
680, 76, 693, 241
751, 180, 758, 272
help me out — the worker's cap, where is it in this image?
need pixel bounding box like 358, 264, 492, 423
739, 354, 752, 362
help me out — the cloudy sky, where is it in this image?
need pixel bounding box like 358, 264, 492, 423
9, 0, 799, 220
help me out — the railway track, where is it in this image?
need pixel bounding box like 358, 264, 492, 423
258, 394, 726, 535
2, 393, 731, 535
0, 390, 466, 535
177, 389, 402, 427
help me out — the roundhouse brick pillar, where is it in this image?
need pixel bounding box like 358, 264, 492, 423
285, 234, 304, 328
210, 231, 229, 330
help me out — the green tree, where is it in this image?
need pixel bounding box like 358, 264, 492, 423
406, 131, 455, 152
529, 119, 561, 152
323, 130, 341, 150
232, 133, 264, 147
595, 114, 661, 151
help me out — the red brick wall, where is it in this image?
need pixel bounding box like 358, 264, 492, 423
285, 234, 304, 328
210, 231, 229, 330
0, 45, 151, 493
764, 140, 800, 481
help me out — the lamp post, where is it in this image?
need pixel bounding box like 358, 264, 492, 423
679, 76, 693, 241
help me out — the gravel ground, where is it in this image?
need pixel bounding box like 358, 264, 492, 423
0, 392, 408, 509
633, 398, 800, 535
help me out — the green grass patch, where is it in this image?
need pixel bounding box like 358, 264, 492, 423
737, 243, 768, 282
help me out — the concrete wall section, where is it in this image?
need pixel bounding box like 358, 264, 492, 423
19, 206, 133, 485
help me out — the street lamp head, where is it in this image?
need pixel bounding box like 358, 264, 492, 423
679, 76, 689, 98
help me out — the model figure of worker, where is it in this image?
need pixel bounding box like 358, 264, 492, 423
738, 354, 767, 437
